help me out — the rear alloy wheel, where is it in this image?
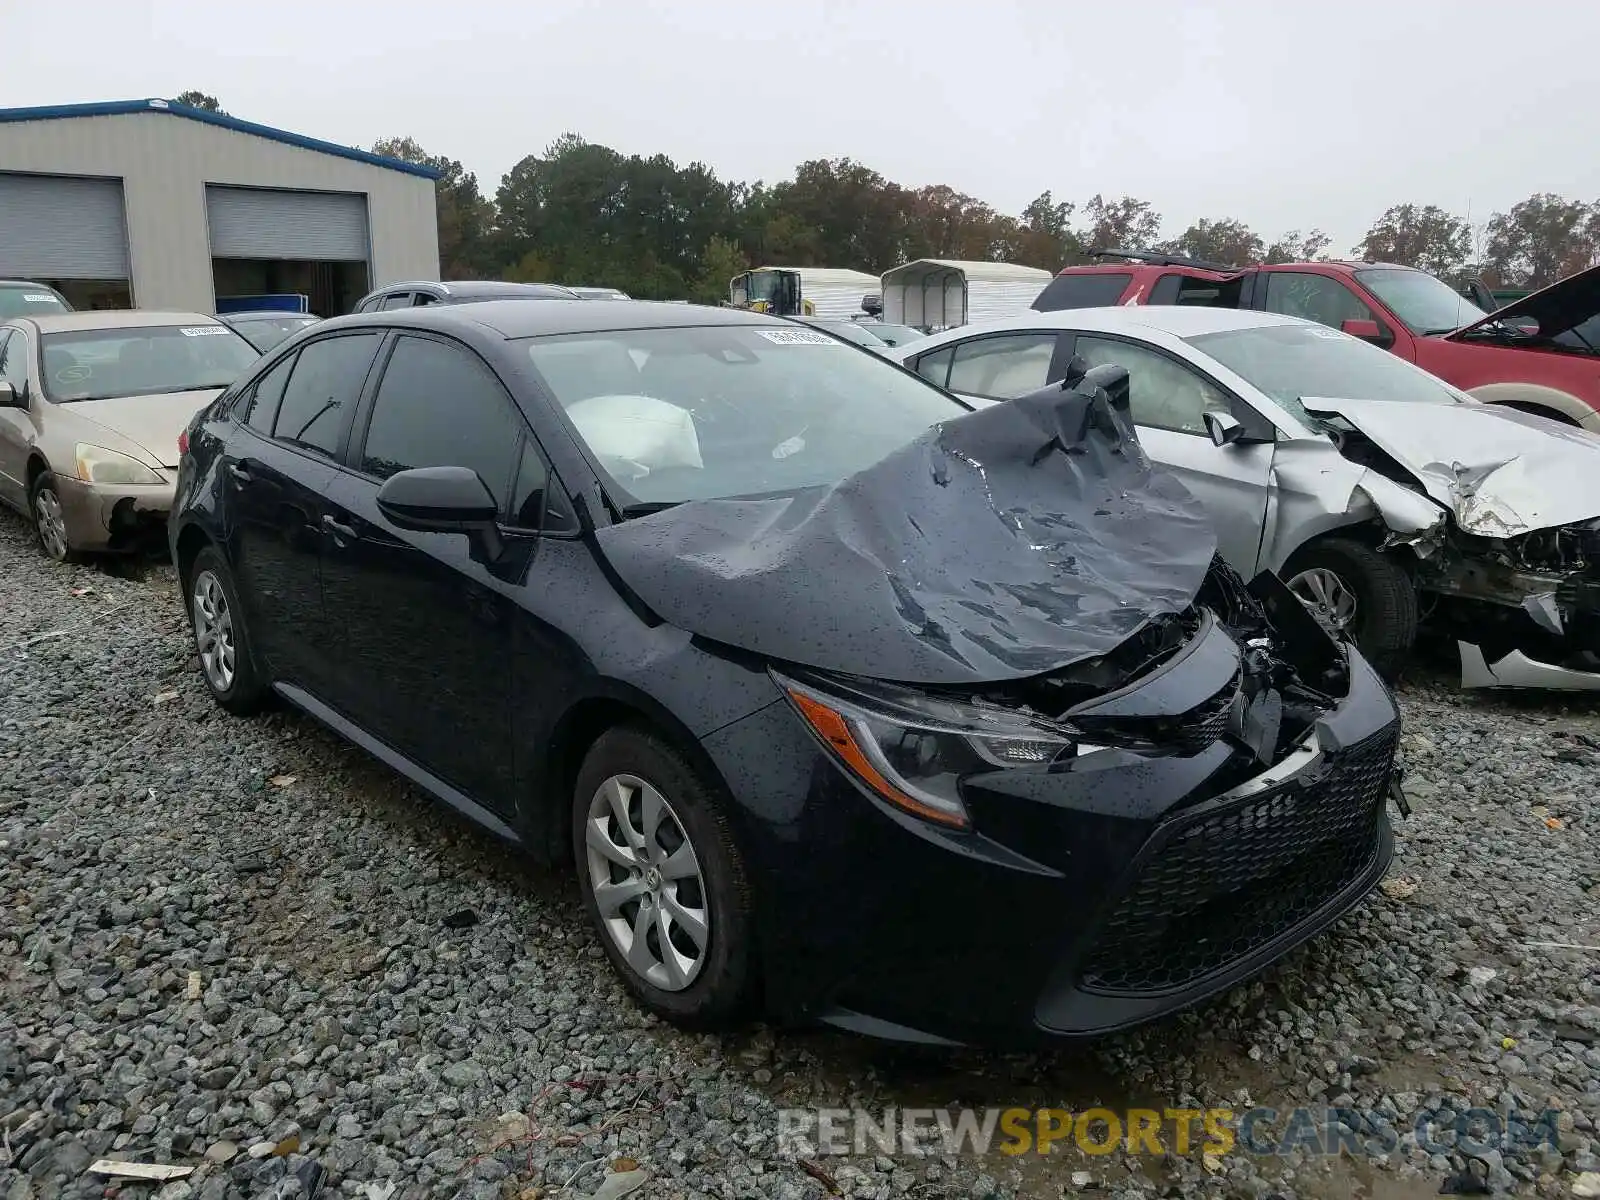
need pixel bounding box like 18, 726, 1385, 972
573, 728, 754, 1027
186, 545, 268, 715
1284, 537, 1417, 680
30, 474, 79, 563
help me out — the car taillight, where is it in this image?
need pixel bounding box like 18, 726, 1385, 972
177, 431, 189, 456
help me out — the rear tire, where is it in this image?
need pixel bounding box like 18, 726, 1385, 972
1284, 538, 1417, 679
185, 545, 268, 715
573, 726, 755, 1028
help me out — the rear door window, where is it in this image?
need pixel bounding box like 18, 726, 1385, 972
379, 293, 414, 311
271, 333, 381, 458
1031, 273, 1132, 311
946, 333, 1062, 399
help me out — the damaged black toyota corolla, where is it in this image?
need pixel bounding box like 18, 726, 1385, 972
169, 300, 1404, 1045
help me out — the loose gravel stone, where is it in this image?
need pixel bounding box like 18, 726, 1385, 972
0, 508, 1597, 1200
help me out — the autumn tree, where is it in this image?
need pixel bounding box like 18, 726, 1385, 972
1483, 193, 1600, 288
174, 90, 226, 114
1161, 218, 1263, 266
1077, 195, 1163, 257
372, 136, 495, 279
1264, 229, 1332, 264
1354, 204, 1472, 275
1016, 191, 1081, 269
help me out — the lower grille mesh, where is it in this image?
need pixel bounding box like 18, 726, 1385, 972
1079, 725, 1398, 994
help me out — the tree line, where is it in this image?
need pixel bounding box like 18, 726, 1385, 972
172, 93, 1600, 303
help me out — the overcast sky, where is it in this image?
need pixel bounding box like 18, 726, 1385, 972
9, 0, 1594, 252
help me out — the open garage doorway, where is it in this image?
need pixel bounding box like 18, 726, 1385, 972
207, 185, 371, 316
212, 258, 368, 318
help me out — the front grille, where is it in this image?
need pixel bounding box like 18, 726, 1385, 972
1074, 668, 1240, 756
1078, 724, 1398, 995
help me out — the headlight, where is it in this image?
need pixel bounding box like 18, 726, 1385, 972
74, 444, 164, 486
774, 669, 1090, 830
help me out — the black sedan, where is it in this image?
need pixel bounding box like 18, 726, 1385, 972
169, 300, 1403, 1044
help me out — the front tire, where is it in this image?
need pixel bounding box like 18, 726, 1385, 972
185, 545, 268, 715
573, 727, 755, 1028
30, 474, 80, 563
1284, 538, 1417, 679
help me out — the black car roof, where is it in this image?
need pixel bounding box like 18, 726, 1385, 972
223, 310, 316, 320
319, 299, 789, 339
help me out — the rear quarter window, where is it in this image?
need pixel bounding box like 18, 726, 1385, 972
1031, 273, 1132, 311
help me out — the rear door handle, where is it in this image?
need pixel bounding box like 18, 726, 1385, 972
321, 514, 358, 544
226, 463, 251, 483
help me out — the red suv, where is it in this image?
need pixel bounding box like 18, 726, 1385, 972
1034, 251, 1600, 429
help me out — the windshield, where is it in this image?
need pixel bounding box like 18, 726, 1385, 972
524, 324, 968, 506
0, 286, 68, 319
1355, 268, 1487, 336
806, 320, 887, 349
232, 316, 318, 353
41, 324, 261, 403
1188, 322, 1462, 423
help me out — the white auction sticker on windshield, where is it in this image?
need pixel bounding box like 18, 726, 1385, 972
754, 329, 839, 346
1308, 327, 1347, 339
179, 326, 230, 337
23, 294, 56, 303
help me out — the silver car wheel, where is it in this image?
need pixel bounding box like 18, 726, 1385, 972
1287, 566, 1358, 634
583, 773, 710, 992
34, 486, 69, 562
191, 570, 236, 693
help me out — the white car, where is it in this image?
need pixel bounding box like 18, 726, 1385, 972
891, 306, 1600, 689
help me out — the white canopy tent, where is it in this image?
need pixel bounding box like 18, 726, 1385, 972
880, 260, 1053, 329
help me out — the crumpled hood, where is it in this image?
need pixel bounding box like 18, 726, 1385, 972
73, 389, 223, 468
592, 369, 1218, 685
1303, 396, 1600, 536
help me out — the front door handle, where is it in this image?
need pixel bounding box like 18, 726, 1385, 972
226, 463, 251, 484
321, 514, 358, 545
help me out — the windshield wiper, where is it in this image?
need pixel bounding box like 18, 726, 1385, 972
60, 385, 233, 403
621, 501, 682, 518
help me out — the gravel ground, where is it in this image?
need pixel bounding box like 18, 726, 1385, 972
1, 505, 1597, 1200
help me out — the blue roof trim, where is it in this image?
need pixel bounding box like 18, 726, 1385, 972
0, 98, 442, 180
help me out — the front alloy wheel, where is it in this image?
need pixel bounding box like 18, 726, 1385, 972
584, 773, 710, 991
1281, 537, 1418, 680
1286, 566, 1358, 636
573, 727, 754, 1027
32, 478, 73, 562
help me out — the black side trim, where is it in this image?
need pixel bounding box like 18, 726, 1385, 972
272, 681, 525, 846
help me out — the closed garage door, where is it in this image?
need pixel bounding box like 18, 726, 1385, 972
0, 173, 130, 278
206, 186, 369, 261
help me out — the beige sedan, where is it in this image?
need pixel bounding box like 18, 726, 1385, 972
0, 310, 262, 561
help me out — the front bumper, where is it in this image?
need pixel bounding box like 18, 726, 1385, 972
54, 473, 175, 553
702, 648, 1400, 1046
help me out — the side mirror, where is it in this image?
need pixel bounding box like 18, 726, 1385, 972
1205, 411, 1245, 447
376, 466, 503, 560
0, 382, 16, 408
1340, 318, 1384, 342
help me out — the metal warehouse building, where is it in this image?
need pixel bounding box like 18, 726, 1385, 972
0, 98, 440, 316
